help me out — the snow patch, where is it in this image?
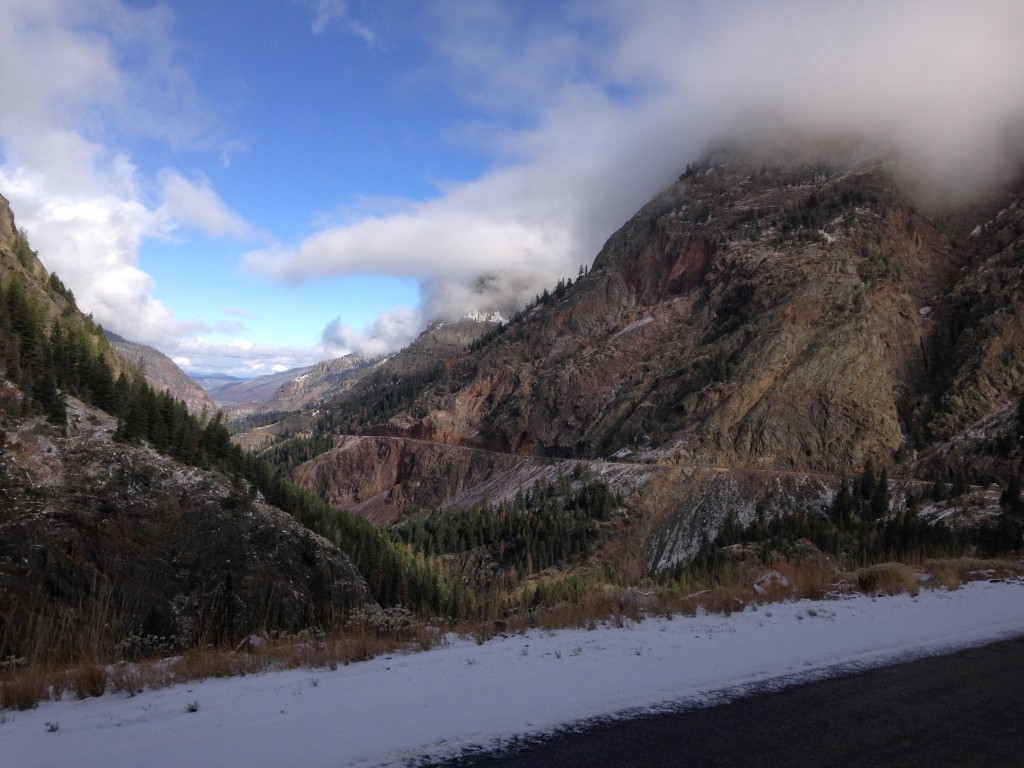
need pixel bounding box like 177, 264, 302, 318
464, 310, 508, 324
612, 316, 654, 340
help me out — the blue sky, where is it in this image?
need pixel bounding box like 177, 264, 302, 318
2, 1, 1023, 377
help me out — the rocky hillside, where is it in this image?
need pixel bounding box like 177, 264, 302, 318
225, 313, 506, 435
210, 355, 369, 424
318, 145, 1023, 469
105, 331, 217, 417
0, 195, 379, 653
208, 365, 313, 414
286, 141, 1024, 562
0, 393, 370, 654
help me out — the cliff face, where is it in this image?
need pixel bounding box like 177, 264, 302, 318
346, 149, 1023, 473
0, 194, 15, 242
290, 436, 546, 525
289, 144, 1024, 551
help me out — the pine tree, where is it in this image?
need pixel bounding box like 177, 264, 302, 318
1001, 474, 1023, 518
869, 467, 890, 521
832, 475, 853, 526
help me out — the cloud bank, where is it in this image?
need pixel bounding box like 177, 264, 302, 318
4, 0, 1024, 373
0, 0, 255, 355
248, 0, 1024, 355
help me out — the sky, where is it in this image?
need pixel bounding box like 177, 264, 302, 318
1, 1, 1023, 377
4, 578, 1024, 766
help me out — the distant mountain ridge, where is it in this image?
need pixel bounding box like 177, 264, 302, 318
209, 356, 369, 422
191, 372, 247, 391
104, 331, 217, 416
218, 312, 507, 426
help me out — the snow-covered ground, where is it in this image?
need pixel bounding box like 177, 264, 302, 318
4, 579, 1024, 768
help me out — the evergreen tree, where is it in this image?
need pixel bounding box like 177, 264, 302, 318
1000, 474, 1023, 518
869, 467, 890, 521
832, 475, 853, 527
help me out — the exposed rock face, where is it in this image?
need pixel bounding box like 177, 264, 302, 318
288, 144, 1024, 568
338, 148, 1023, 474
290, 434, 660, 525
260, 354, 368, 414
291, 436, 548, 524
646, 469, 836, 569
0, 397, 371, 650
0, 193, 15, 242
105, 332, 218, 417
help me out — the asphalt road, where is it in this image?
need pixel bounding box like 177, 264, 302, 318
426, 636, 1024, 768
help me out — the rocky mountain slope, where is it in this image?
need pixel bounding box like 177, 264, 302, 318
0, 395, 369, 651
208, 365, 314, 415
243, 354, 368, 417
389, 147, 1019, 468
105, 331, 217, 416
222, 313, 507, 432
287, 142, 1024, 563
0, 195, 375, 653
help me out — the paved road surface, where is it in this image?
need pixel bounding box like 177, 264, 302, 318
427, 636, 1024, 768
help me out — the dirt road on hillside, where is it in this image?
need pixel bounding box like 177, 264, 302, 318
428, 636, 1024, 768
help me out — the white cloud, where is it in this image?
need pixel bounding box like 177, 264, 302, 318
0, 0, 253, 354
322, 306, 423, 358
170, 337, 329, 377
242, 0, 1024, 361
7, 0, 1024, 372
295, 0, 374, 41
0, 162, 191, 343
157, 169, 252, 239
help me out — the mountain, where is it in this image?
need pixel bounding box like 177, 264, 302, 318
0, 194, 375, 654
367, 145, 1019, 467
222, 313, 508, 433
208, 355, 370, 423
105, 331, 217, 416
286, 141, 1024, 561
0, 396, 369, 649
208, 365, 314, 412
185, 372, 247, 391
239, 354, 369, 417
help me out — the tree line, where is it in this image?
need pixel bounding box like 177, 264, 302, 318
392, 472, 622, 580
0, 255, 455, 618
659, 461, 1023, 586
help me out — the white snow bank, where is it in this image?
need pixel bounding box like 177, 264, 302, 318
4, 579, 1024, 768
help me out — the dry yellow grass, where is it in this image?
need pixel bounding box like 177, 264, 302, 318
2, 556, 1021, 713
856, 562, 920, 597
69, 663, 108, 700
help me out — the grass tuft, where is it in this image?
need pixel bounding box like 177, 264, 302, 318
70, 663, 108, 700
856, 562, 920, 597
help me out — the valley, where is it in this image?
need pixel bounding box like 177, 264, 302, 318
2, 140, 1024, 720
